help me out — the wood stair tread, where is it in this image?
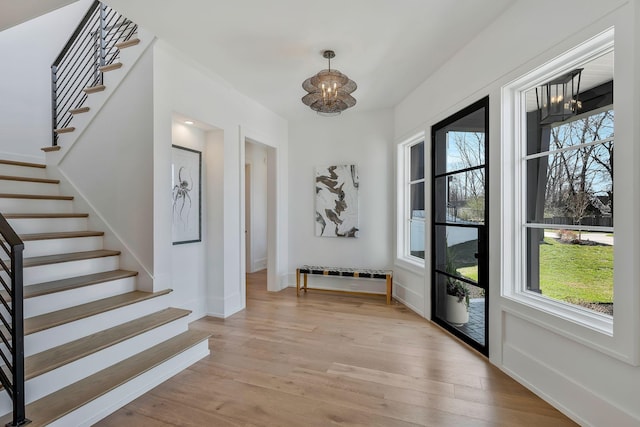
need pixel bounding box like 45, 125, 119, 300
20, 230, 104, 241
99, 62, 122, 72
22, 249, 120, 268
0, 175, 59, 184
3, 213, 89, 219
0, 193, 73, 200
0, 330, 209, 427
54, 127, 75, 134
24, 308, 191, 380
115, 38, 140, 49
24, 289, 172, 335
83, 85, 105, 94
0, 159, 45, 169
2, 269, 138, 302
41, 146, 62, 153
68, 106, 90, 115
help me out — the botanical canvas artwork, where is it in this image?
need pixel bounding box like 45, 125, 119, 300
172, 145, 201, 244
315, 164, 359, 237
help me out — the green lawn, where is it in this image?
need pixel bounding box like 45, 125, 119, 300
453, 236, 613, 305
539, 237, 613, 303
457, 265, 478, 282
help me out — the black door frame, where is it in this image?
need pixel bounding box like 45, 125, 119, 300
430, 96, 489, 356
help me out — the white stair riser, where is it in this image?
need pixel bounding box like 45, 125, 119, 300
0, 180, 60, 196
7, 217, 88, 234
51, 340, 210, 427
23, 236, 104, 258
0, 198, 73, 214
0, 165, 47, 179
24, 276, 137, 320
23, 256, 120, 286
24, 293, 171, 356
20, 319, 189, 406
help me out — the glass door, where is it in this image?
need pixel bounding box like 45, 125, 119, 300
431, 97, 489, 355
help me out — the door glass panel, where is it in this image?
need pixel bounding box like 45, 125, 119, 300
434, 172, 485, 224
434, 272, 486, 346
434, 225, 479, 284
434, 108, 486, 175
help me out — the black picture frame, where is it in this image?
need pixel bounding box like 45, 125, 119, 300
171, 145, 202, 244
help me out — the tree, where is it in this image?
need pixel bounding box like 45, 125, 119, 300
447, 131, 485, 222
565, 190, 590, 240
544, 110, 614, 227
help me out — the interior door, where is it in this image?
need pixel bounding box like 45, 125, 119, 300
431, 97, 489, 355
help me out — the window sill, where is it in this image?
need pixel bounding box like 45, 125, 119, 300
500, 291, 640, 365
504, 290, 612, 335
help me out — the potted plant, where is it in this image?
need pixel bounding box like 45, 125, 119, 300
444, 247, 470, 325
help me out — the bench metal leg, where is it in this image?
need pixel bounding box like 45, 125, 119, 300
304, 273, 308, 292
296, 269, 300, 297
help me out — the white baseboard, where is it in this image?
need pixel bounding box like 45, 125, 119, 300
206, 293, 244, 318
392, 280, 425, 317
251, 257, 267, 272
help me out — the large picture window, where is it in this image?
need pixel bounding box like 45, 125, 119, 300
524, 105, 614, 316
502, 26, 640, 365
501, 28, 617, 337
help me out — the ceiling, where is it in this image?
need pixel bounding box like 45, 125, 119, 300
0, 0, 79, 31
1, 0, 517, 121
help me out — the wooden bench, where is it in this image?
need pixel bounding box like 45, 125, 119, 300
296, 265, 393, 304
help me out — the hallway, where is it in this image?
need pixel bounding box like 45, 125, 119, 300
98, 271, 576, 426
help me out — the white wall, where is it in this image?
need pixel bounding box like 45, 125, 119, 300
245, 141, 268, 273
55, 45, 154, 290
394, 0, 640, 425
288, 109, 394, 294
205, 129, 225, 315
153, 41, 288, 318
171, 121, 208, 319
0, 0, 91, 162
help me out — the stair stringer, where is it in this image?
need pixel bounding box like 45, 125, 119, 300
42, 167, 154, 292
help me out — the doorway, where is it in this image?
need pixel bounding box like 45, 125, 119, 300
244, 140, 269, 290
245, 163, 252, 274
431, 97, 489, 355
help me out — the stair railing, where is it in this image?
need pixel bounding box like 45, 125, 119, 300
0, 214, 28, 426
51, 1, 137, 146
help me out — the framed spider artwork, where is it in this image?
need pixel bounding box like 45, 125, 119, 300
171, 145, 202, 244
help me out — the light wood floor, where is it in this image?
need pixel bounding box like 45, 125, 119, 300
97, 270, 577, 426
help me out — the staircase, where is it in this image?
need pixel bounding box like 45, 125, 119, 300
0, 159, 210, 426
49, 35, 139, 147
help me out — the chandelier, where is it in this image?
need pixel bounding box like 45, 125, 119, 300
302, 50, 357, 116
